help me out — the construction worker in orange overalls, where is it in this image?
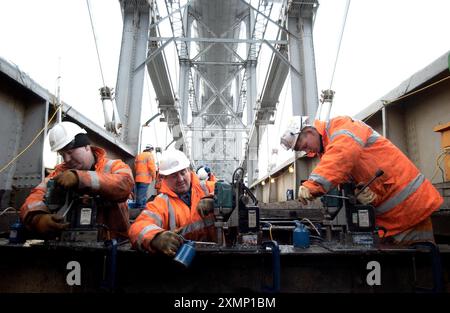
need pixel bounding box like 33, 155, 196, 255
280, 116, 443, 246
20, 122, 134, 240
129, 149, 215, 256
134, 144, 157, 208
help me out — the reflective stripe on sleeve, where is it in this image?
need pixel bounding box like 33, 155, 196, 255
88, 171, 100, 190
141, 210, 163, 227
28, 201, 46, 209
178, 216, 215, 237
308, 173, 333, 192
158, 194, 176, 231
103, 160, 115, 173
137, 224, 163, 251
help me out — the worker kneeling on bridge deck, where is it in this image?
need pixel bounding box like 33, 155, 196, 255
129, 149, 215, 256
281, 116, 443, 245
20, 122, 134, 240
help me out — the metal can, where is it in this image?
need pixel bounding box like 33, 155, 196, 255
173, 240, 196, 268
9, 220, 25, 244
286, 189, 294, 200
293, 221, 310, 248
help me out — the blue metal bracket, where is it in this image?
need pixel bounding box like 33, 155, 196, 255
261, 240, 281, 293
411, 242, 444, 293
101, 239, 118, 292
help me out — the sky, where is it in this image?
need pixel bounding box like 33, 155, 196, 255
1, 0, 449, 175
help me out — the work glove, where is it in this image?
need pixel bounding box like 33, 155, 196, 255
150, 230, 183, 257
196, 196, 215, 217
54, 170, 79, 189
30, 213, 69, 236
355, 186, 377, 205
298, 185, 315, 205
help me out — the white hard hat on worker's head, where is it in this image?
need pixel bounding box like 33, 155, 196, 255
197, 167, 208, 180
159, 149, 191, 176
280, 116, 311, 151
48, 121, 87, 152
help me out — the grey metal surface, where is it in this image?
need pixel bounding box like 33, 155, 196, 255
0, 56, 135, 157
115, 0, 150, 154
0, 68, 48, 208
287, 1, 319, 120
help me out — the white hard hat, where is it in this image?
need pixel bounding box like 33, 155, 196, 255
197, 167, 208, 180
280, 116, 312, 151
159, 150, 191, 176
48, 122, 87, 152
280, 129, 300, 150
145, 144, 154, 151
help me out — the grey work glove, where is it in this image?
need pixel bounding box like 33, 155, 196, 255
355, 186, 377, 205
196, 197, 215, 217
150, 231, 183, 257
297, 185, 315, 205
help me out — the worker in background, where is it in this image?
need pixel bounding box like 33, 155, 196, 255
280, 116, 443, 246
196, 165, 217, 182
129, 149, 215, 256
134, 144, 157, 208
20, 121, 134, 240
196, 165, 216, 195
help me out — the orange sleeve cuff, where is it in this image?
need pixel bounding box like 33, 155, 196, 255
303, 180, 326, 196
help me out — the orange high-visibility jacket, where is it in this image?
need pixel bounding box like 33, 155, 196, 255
134, 151, 157, 184
303, 116, 443, 237
208, 173, 217, 182
199, 179, 215, 195
154, 171, 162, 193
20, 146, 134, 238
128, 171, 215, 251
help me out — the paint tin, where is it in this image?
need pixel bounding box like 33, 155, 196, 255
173, 240, 196, 267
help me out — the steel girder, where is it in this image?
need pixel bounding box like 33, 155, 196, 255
115, 0, 150, 154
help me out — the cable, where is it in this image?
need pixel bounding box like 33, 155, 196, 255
430, 147, 450, 183
317, 242, 335, 252
232, 167, 245, 185
329, 0, 351, 89
243, 185, 258, 205
363, 74, 450, 127
381, 75, 450, 107
261, 222, 274, 241
0, 207, 16, 217
0, 105, 62, 174
360, 75, 450, 124
301, 218, 321, 236
86, 0, 106, 87
310, 235, 324, 241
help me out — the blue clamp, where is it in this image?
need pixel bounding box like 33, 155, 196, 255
261, 240, 280, 293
